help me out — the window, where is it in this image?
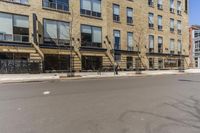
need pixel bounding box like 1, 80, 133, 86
177, 20, 182, 34
127, 32, 134, 51
81, 25, 102, 48
148, 13, 154, 28
177, 1, 182, 15
44, 55, 70, 71
158, 36, 163, 53
43, 0, 69, 11
170, 39, 175, 54
178, 40, 182, 54
195, 41, 200, 52
185, 0, 188, 13
80, 0, 101, 18
113, 4, 120, 22
113, 30, 121, 62
149, 35, 154, 53
82, 56, 102, 71
170, 0, 175, 13
158, 58, 163, 69
3, 0, 29, 4
127, 8, 133, 24
127, 57, 133, 70
149, 58, 154, 69
170, 18, 175, 32
157, 0, 163, 10
114, 30, 120, 50
158, 15, 163, 31
194, 30, 200, 38
0, 12, 29, 43
148, 0, 154, 7
44, 19, 70, 46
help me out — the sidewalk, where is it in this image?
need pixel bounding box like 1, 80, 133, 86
0, 69, 200, 83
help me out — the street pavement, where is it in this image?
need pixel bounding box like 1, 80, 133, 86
1, 74, 200, 133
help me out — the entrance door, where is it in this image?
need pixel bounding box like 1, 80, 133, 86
127, 57, 133, 70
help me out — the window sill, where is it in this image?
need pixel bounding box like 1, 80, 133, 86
80, 14, 103, 20
42, 7, 70, 14
149, 5, 154, 8
113, 21, 121, 24
127, 23, 134, 26
170, 12, 175, 14
1, 0, 30, 6
0, 41, 31, 47
80, 46, 107, 52
149, 27, 155, 30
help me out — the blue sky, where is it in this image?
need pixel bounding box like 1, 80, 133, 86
189, 0, 200, 25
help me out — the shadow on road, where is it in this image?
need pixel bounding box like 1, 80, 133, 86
178, 79, 200, 83
118, 96, 200, 133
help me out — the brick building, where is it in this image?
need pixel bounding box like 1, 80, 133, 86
0, 0, 189, 73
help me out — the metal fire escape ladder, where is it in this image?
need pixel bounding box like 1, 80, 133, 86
105, 36, 115, 65
30, 13, 44, 62
73, 39, 81, 59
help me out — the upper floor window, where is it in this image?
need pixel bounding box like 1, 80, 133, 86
149, 35, 154, 53
170, 18, 175, 32
194, 30, 200, 38
158, 15, 163, 31
177, 1, 182, 15
148, 13, 154, 29
0, 12, 29, 43
44, 19, 70, 46
178, 40, 182, 53
195, 40, 200, 52
127, 32, 134, 51
80, 0, 101, 18
127, 8, 133, 24
158, 36, 163, 53
81, 25, 102, 48
43, 0, 69, 12
157, 0, 163, 10
113, 4, 120, 22
113, 30, 121, 50
148, 0, 154, 7
177, 20, 182, 34
170, 39, 175, 53
3, 0, 29, 4
170, 0, 175, 13
185, 0, 188, 13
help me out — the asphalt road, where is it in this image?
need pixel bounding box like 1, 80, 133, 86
1, 74, 200, 133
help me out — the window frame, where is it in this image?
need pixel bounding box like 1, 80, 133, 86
80, 24, 102, 48
43, 18, 70, 46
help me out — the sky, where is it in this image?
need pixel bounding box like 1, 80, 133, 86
189, 0, 200, 25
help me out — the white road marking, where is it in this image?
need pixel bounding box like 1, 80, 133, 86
43, 91, 51, 95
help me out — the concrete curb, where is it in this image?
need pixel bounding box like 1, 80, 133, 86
0, 69, 200, 83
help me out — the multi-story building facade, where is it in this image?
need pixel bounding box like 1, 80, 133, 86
0, 0, 189, 73
189, 25, 200, 68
